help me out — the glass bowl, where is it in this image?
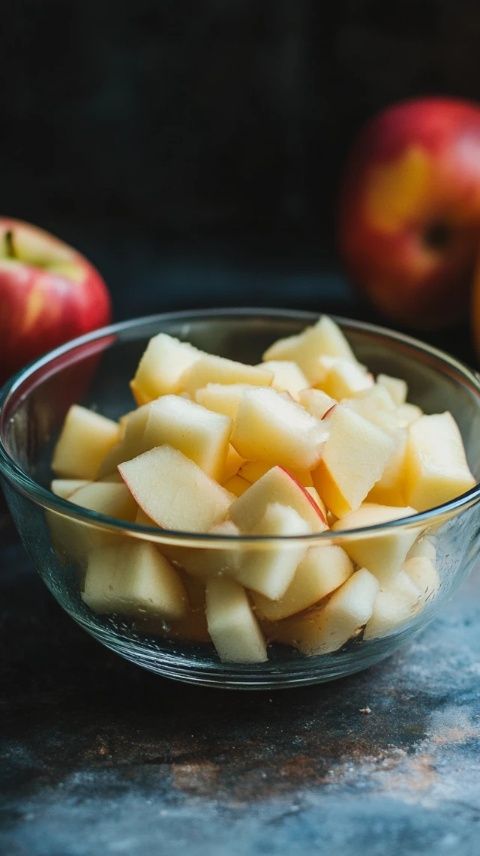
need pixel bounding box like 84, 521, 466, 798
1, 309, 479, 689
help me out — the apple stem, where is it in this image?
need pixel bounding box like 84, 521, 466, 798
4, 230, 15, 259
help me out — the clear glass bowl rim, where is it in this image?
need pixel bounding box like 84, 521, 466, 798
1, 306, 479, 547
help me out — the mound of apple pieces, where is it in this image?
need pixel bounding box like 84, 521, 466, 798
50, 316, 476, 663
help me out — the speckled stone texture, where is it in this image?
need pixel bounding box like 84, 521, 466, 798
1, 511, 479, 856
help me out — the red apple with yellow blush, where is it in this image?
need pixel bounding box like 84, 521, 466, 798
0, 218, 111, 383
339, 97, 480, 329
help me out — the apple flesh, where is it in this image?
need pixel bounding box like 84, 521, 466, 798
82, 541, 187, 621
205, 576, 267, 663
231, 387, 328, 470
339, 97, 480, 329
119, 445, 232, 532
52, 405, 121, 480
332, 503, 419, 583
229, 466, 328, 533
0, 218, 111, 383
253, 544, 353, 621
263, 315, 357, 384
312, 404, 394, 518
229, 503, 310, 599
141, 395, 231, 480
275, 568, 379, 655
405, 412, 476, 510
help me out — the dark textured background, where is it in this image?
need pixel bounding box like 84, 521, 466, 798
3, 0, 480, 318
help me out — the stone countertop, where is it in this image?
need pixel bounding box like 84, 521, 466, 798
1, 510, 479, 856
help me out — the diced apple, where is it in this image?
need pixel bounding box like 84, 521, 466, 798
141, 395, 231, 480
395, 402, 423, 427
69, 481, 138, 521
131, 332, 201, 402
332, 503, 419, 583
253, 544, 353, 620
377, 373, 407, 405
407, 535, 437, 564
178, 519, 241, 579
195, 383, 256, 420
239, 460, 313, 487
298, 388, 337, 420
181, 354, 273, 394
319, 358, 373, 400
168, 573, 210, 643
232, 387, 328, 470
119, 446, 232, 532
344, 383, 397, 419
205, 576, 267, 663
263, 316, 358, 384
363, 592, 411, 640
403, 556, 440, 605
223, 475, 250, 497
82, 541, 187, 620
97, 402, 155, 477
260, 360, 308, 397
344, 389, 408, 505
367, 429, 408, 506
229, 503, 310, 599
239, 460, 271, 483
304, 486, 327, 517
51, 479, 90, 499
52, 405, 120, 480
312, 405, 394, 517
230, 466, 328, 533
276, 568, 379, 655
405, 412, 476, 511
222, 445, 244, 482
48, 481, 137, 562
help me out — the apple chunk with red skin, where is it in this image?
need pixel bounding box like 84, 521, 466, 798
0, 218, 111, 382
229, 465, 328, 533
119, 445, 232, 533
339, 97, 480, 329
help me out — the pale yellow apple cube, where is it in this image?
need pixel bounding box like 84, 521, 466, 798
263, 316, 358, 384
141, 395, 231, 480
232, 387, 328, 470
253, 544, 353, 621
405, 412, 476, 511
260, 360, 308, 397
82, 541, 187, 621
332, 503, 419, 583
181, 354, 273, 394
377, 373, 407, 406
276, 568, 379, 655
312, 405, 394, 517
229, 503, 310, 599
195, 383, 255, 420
52, 405, 120, 479
205, 576, 267, 663
229, 466, 327, 533
51, 479, 90, 499
131, 333, 201, 401
298, 387, 337, 420
119, 446, 232, 532
319, 358, 373, 400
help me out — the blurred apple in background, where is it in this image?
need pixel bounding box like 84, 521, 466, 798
339, 97, 480, 330
0, 218, 111, 384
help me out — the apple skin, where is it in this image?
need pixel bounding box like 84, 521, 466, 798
0, 218, 111, 383
339, 97, 480, 329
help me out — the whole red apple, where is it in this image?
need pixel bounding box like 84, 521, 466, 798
0, 218, 111, 383
339, 97, 480, 329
